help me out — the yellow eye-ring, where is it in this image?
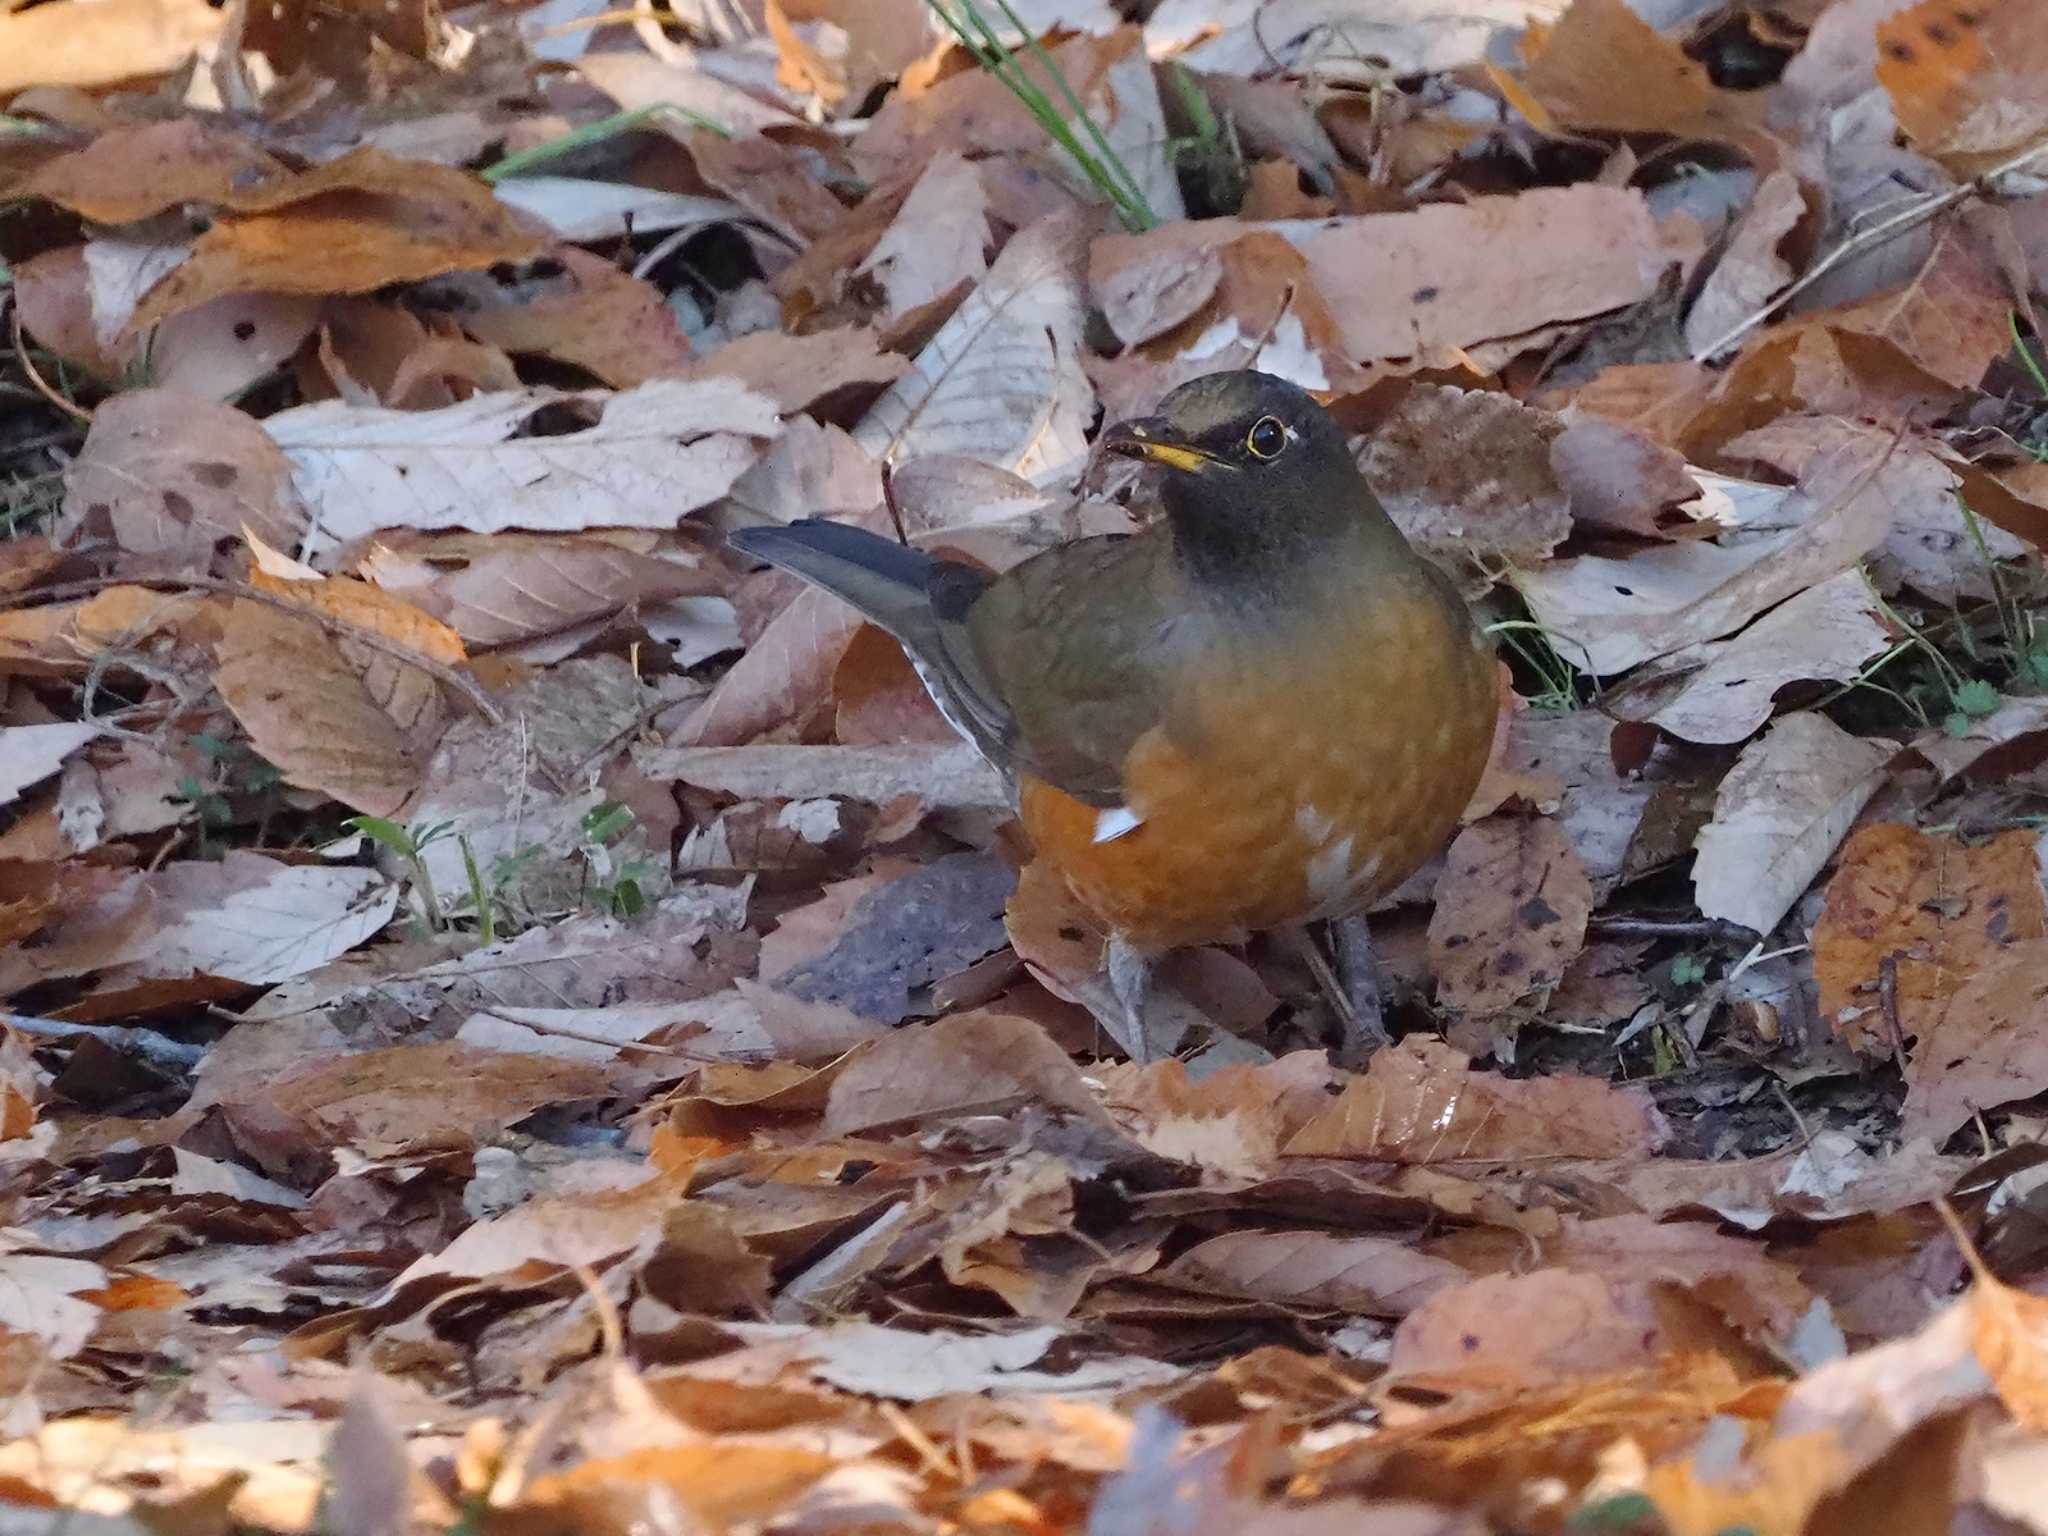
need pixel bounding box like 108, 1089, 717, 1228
1246, 416, 1287, 459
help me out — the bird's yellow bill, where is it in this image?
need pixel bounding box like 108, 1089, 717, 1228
1125, 441, 1215, 473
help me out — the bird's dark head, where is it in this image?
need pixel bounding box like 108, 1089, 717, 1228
1100, 371, 1396, 591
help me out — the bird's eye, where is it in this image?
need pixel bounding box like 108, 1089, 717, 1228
1246, 416, 1287, 460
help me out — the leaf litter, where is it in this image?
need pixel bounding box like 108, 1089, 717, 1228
5, 1, 2048, 1532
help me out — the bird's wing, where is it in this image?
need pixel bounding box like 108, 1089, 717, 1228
954, 533, 1196, 809
731, 520, 1191, 811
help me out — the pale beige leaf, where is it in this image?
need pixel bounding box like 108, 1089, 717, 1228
575, 49, 802, 137
1513, 427, 1904, 673
489, 177, 747, 242
143, 851, 398, 984
1692, 712, 1893, 935
265, 378, 780, 561
1729, 415, 2023, 605
0, 724, 99, 811
1683, 170, 1807, 356
857, 151, 989, 324
754, 1320, 1182, 1400
642, 742, 1006, 810
1612, 570, 1890, 745
1147, 0, 1569, 77
855, 210, 1094, 481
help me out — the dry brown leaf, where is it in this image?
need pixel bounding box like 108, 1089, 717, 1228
1810, 217, 2019, 392
251, 1041, 611, 1155
1521, 0, 1764, 141
1550, 412, 1702, 539
1428, 816, 1593, 1013
128, 149, 551, 332
61, 390, 310, 575
441, 249, 692, 388
1095, 1050, 1340, 1176
832, 624, 960, 745
857, 28, 1181, 225
1282, 1036, 1668, 1162
1902, 939, 2048, 1143
1386, 1269, 1701, 1394
215, 587, 453, 818
685, 130, 851, 249
1814, 823, 2048, 1055
1091, 185, 1666, 371
361, 531, 721, 649
1156, 1231, 1468, 1317
1544, 1214, 1815, 1337
1693, 713, 1893, 936
688, 327, 910, 416
21, 118, 282, 224
821, 1011, 1117, 1137
766, 0, 848, 107
1876, 0, 2048, 168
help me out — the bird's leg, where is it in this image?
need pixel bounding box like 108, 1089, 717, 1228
1106, 935, 1165, 1064
1329, 913, 1390, 1064
1288, 918, 1389, 1069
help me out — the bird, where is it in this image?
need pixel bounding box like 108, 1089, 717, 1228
728, 370, 1499, 1058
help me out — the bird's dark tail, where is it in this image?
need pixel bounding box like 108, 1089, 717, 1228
728, 518, 987, 650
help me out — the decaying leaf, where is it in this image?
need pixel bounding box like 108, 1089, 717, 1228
1814, 823, 2048, 1055
1427, 816, 1593, 1014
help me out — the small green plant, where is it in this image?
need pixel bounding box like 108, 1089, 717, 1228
348, 815, 461, 933
173, 733, 286, 852
1669, 951, 1708, 988
2012, 313, 2048, 461
480, 102, 733, 184
579, 800, 652, 918
1163, 63, 1247, 215
1486, 614, 1592, 712
924, 0, 1158, 230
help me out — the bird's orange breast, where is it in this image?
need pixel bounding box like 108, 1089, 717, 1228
1019, 590, 1496, 952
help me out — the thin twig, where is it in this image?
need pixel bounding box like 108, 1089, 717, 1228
9, 301, 93, 423
1878, 952, 1912, 1080
4, 1011, 206, 1071
1690, 138, 2048, 364
1589, 915, 1750, 940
